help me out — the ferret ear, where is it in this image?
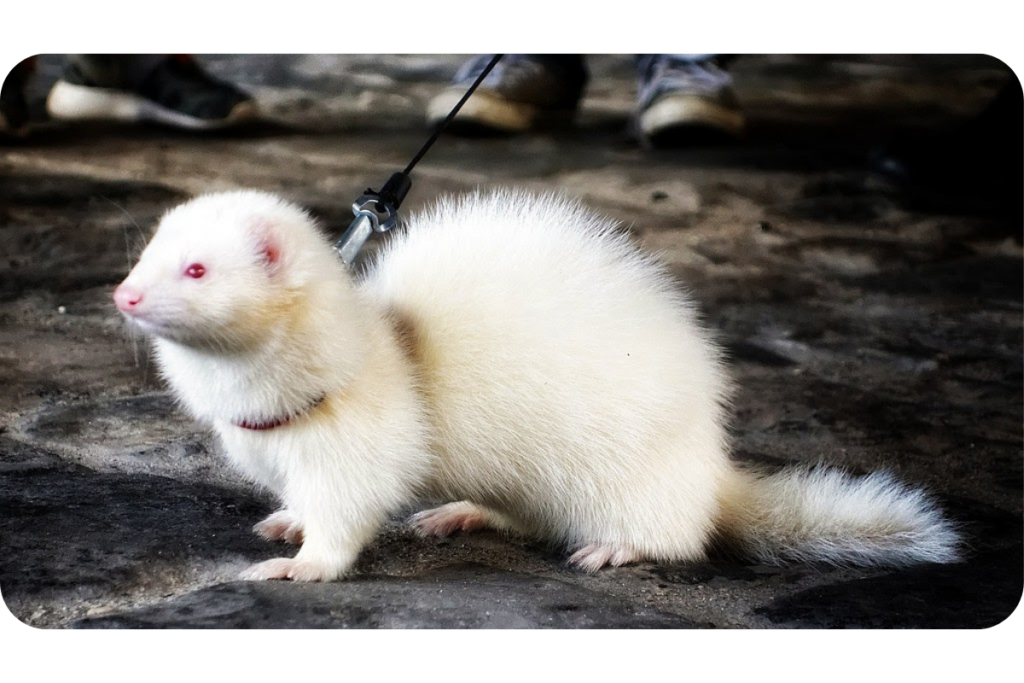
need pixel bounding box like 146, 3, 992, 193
259, 239, 282, 268
249, 220, 283, 273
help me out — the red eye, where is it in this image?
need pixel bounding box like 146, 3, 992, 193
184, 263, 206, 279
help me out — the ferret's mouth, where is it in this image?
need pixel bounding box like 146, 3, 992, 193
121, 311, 168, 336
122, 311, 200, 345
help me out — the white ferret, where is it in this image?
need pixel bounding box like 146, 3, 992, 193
113, 189, 960, 581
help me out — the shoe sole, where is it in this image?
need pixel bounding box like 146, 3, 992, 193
426, 88, 574, 133
46, 80, 258, 130
638, 95, 746, 142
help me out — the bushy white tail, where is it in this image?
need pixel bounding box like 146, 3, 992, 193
716, 465, 961, 567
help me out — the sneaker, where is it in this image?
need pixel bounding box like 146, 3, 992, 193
1, 57, 35, 136
46, 55, 257, 130
634, 55, 745, 148
427, 54, 588, 134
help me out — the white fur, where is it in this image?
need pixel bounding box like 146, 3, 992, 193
116, 189, 960, 580
119, 191, 429, 581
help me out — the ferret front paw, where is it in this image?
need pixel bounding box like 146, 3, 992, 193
254, 510, 305, 545
409, 501, 487, 538
566, 545, 638, 573
239, 557, 341, 582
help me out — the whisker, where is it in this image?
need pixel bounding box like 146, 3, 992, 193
98, 195, 147, 273
100, 198, 153, 375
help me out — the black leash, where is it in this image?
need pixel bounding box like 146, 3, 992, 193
334, 54, 504, 265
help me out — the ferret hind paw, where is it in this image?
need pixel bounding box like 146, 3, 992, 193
239, 556, 340, 582
566, 545, 638, 573
254, 510, 305, 545
409, 501, 488, 538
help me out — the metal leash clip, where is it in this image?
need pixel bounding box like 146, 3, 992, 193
334, 172, 411, 266
334, 195, 396, 266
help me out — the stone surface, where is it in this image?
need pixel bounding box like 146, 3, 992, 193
1, 55, 1020, 630
72, 566, 696, 629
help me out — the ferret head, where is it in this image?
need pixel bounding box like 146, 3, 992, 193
114, 190, 334, 352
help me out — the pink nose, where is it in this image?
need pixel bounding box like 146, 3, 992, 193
113, 283, 144, 312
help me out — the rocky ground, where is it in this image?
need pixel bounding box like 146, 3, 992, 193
0, 54, 1021, 630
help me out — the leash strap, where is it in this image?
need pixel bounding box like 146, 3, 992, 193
334, 54, 504, 266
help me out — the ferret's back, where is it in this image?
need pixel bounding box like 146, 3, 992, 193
363, 190, 726, 409
366, 190, 696, 336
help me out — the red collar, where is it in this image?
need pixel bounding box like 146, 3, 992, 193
233, 395, 326, 431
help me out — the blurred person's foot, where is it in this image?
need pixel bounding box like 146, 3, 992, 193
47, 55, 257, 130
1, 57, 35, 137
634, 55, 745, 148
426, 54, 587, 134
